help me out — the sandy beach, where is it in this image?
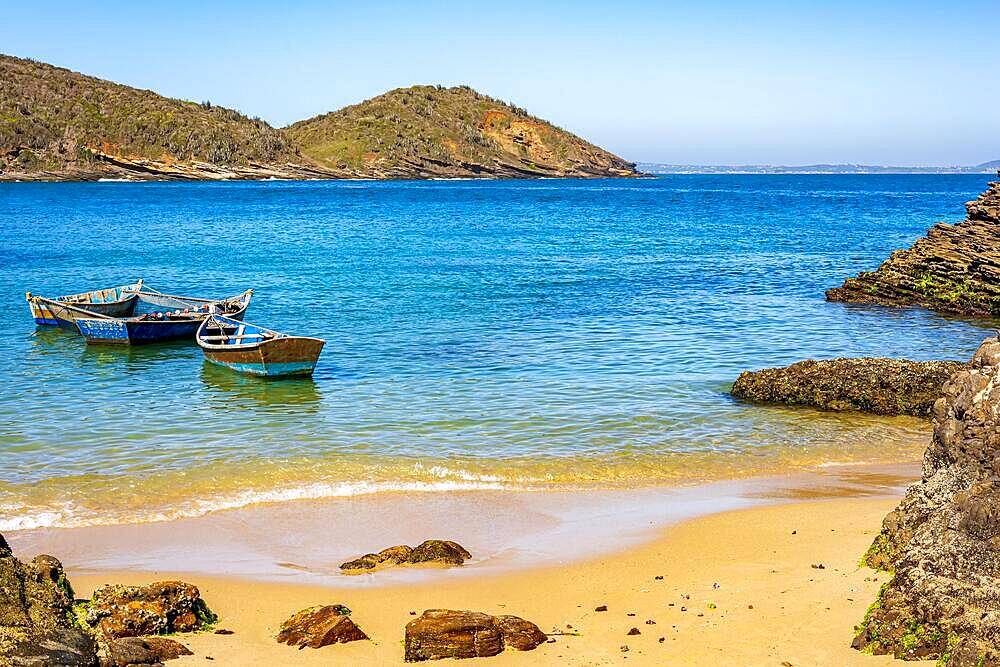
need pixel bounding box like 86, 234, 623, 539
4, 464, 930, 666
64, 497, 917, 666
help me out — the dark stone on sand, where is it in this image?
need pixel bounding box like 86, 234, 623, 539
594, 605, 608, 612
731, 357, 963, 416
101, 636, 192, 667
403, 609, 545, 662
275, 605, 368, 649
340, 540, 471, 572
627, 627, 641, 636
853, 337, 1000, 665
213, 628, 234, 635
84, 581, 215, 640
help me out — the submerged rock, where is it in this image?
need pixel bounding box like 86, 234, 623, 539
275, 605, 368, 649
84, 581, 216, 640
0, 536, 98, 667
827, 173, 1000, 317
340, 540, 471, 572
731, 357, 964, 416
403, 609, 545, 662
853, 337, 1000, 665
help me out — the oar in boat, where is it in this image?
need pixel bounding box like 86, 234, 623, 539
196, 314, 325, 377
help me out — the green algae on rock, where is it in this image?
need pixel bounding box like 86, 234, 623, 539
827, 173, 1000, 318
853, 337, 1000, 665
731, 357, 964, 416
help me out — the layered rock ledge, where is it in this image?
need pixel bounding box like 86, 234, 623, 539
827, 173, 1000, 317
852, 337, 1000, 665
731, 357, 964, 416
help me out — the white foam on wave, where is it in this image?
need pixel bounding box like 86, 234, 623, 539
0, 478, 516, 532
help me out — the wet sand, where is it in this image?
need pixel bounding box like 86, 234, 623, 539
9, 463, 919, 585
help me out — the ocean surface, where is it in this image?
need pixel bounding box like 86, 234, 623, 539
0, 175, 995, 531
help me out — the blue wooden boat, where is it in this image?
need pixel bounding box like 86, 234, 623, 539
75, 290, 253, 345
26, 280, 143, 327
196, 315, 325, 377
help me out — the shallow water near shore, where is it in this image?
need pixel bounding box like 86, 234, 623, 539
8, 462, 919, 585
0, 175, 995, 530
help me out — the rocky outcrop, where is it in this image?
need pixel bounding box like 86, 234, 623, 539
84, 581, 215, 640
827, 174, 1000, 317
731, 357, 964, 416
853, 337, 1000, 664
0, 535, 98, 667
275, 605, 368, 649
403, 609, 545, 662
340, 540, 471, 572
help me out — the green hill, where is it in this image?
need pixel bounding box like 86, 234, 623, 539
285, 85, 637, 178
0, 55, 637, 181
0, 54, 333, 180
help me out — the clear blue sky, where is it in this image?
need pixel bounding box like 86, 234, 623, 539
5, 1, 998, 165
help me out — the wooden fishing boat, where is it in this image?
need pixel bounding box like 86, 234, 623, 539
26, 280, 143, 327
196, 315, 325, 377
75, 290, 253, 345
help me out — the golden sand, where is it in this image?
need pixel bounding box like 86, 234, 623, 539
70, 496, 930, 666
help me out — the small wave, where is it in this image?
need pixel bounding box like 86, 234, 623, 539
0, 478, 515, 532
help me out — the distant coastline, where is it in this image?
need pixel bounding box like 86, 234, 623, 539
638, 160, 1000, 175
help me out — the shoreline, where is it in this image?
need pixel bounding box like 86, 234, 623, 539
7, 461, 919, 587
61, 495, 924, 665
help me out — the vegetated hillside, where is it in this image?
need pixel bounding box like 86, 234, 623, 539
284, 85, 639, 178
0, 54, 335, 180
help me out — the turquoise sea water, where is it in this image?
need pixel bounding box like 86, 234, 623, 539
0, 175, 995, 530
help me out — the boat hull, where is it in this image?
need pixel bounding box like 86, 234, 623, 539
28, 295, 139, 327
202, 338, 325, 377
75, 290, 253, 345
77, 313, 247, 345
27, 283, 141, 327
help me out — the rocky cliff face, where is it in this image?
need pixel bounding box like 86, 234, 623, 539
827, 174, 1000, 317
853, 337, 1000, 665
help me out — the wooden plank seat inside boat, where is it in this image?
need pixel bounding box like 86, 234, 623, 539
197, 315, 324, 377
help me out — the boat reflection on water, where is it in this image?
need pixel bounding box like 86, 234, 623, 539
77, 339, 202, 375
199, 360, 323, 410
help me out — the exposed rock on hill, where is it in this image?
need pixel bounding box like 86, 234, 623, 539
852, 337, 1000, 665
284, 85, 638, 179
827, 174, 1000, 317
731, 358, 964, 416
0, 54, 335, 181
